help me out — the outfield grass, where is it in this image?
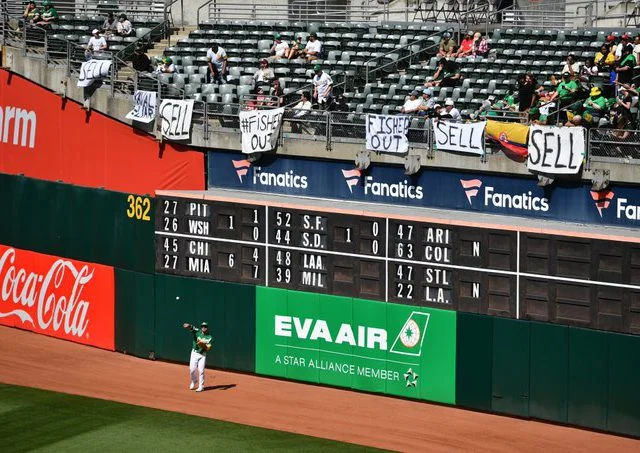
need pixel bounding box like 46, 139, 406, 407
0, 384, 383, 452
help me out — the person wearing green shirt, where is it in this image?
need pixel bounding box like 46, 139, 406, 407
36, 0, 58, 28
582, 86, 607, 125
548, 72, 579, 123
183, 321, 212, 392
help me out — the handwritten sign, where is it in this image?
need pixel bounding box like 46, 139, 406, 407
125, 90, 157, 123
240, 107, 285, 154
365, 114, 410, 154
527, 125, 585, 174
77, 60, 112, 87
433, 120, 485, 155
159, 99, 194, 140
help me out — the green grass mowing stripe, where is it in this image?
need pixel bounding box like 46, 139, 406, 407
0, 384, 387, 453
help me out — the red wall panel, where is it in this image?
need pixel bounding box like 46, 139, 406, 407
0, 70, 204, 194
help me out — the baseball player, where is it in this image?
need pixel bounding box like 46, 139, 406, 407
182, 321, 212, 392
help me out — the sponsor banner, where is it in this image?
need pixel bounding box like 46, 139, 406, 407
240, 108, 285, 154
208, 150, 640, 227
77, 60, 112, 87
433, 119, 485, 155
0, 244, 115, 350
0, 70, 204, 194
159, 99, 194, 140
365, 114, 410, 154
125, 90, 157, 123
255, 287, 456, 403
527, 125, 585, 174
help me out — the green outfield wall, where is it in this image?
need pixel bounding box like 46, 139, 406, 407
2, 172, 639, 438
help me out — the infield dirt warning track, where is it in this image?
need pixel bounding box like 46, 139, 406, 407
0, 326, 637, 452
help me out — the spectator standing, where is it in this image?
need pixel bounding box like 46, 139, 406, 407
615, 34, 632, 61
634, 35, 640, 65
270, 34, 289, 58
401, 90, 422, 114
85, 29, 107, 61
616, 45, 636, 87
36, 0, 58, 28
438, 32, 457, 57
117, 14, 133, 37
253, 58, 274, 85
441, 99, 461, 122
101, 12, 118, 36
548, 72, 579, 123
302, 33, 322, 62
312, 64, 333, 108
473, 32, 489, 57
131, 45, 151, 72
561, 54, 581, 79
206, 43, 228, 84
612, 82, 635, 125
456, 31, 475, 57
517, 73, 539, 112
594, 44, 615, 69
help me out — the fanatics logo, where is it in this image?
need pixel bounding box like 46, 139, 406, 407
590, 189, 615, 217
341, 169, 362, 193
232, 159, 251, 183
460, 179, 483, 205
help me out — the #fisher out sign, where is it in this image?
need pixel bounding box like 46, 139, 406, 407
240, 107, 285, 154
433, 119, 485, 155
125, 90, 157, 123
159, 99, 194, 140
527, 125, 585, 174
365, 114, 410, 154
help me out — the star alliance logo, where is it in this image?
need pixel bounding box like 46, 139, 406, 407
404, 368, 418, 387
590, 189, 615, 217
460, 179, 482, 205
341, 168, 362, 193
232, 159, 251, 183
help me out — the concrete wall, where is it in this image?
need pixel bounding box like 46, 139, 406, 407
3, 45, 638, 184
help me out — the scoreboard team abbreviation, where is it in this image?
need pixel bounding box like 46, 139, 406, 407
155, 192, 640, 333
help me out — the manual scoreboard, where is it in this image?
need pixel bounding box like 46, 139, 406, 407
155, 194, 640, 333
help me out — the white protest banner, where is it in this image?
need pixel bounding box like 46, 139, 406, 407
527, 125, 585, 174
240, 107, 285, 154
159, 99, 194, 140
125, 90, 157, 123
432, 119, 486, 155
77, 60, 112, 87
365, 114, 410, 154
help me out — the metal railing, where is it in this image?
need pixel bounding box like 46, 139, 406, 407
4, 0, 170, 20
589, 127, 640, 165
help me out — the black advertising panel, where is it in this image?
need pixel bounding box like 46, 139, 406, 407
155, 195, 640, 334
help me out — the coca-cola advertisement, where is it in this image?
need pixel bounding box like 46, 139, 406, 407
0, 244, 115, 350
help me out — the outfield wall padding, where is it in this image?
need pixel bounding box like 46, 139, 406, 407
0, 173, 155, 273
115, 269, 156, 358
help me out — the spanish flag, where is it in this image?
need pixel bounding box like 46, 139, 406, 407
485, 120, 530, 158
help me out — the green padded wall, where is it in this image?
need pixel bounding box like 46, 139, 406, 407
115, 269, 156, 359
456, 312, 493, 412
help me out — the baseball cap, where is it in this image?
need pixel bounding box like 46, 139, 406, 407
606, 34, 615, 42
410, 90, 419, 96
622, 33, 631, 40
466, 31, 473, 36
488, 95, 496, 101
433, 103, 442, 109
423, 87, 433, 96
445, 99, 454, 106
590, 86, 602, 96
92, 29, 99, 34
310, 32, 317, 38
313, 64, 322, 71
201, 322, 208, 327
274, 33, 281, 39
443, 32, 451, 39
562, 71, 570, 77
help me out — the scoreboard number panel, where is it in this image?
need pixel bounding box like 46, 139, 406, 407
155, 195, 640, 334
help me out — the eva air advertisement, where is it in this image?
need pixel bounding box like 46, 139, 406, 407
256, 287, 456, 404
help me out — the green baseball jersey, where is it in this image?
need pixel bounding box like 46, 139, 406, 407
191, 327, 212, 354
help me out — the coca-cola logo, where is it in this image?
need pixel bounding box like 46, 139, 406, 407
0, 248, 93, 337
